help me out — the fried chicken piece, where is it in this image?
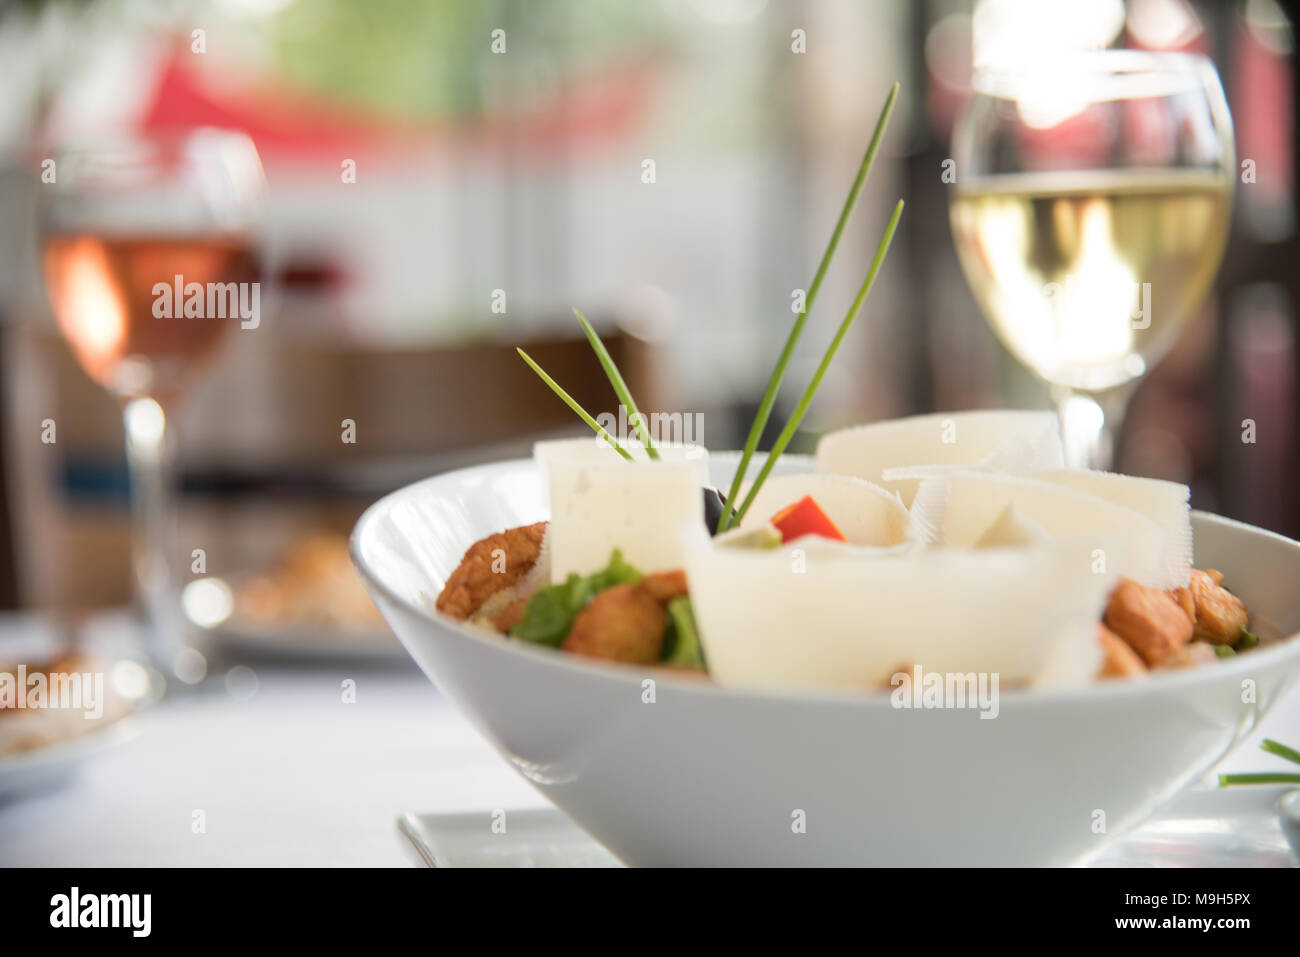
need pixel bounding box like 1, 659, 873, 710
638, 569, 689, 604
563, 583, 667, 664
1096, 623, 1147, 680
1104, 578, 1193, 668
489, 597, 530, 634
435, 522, 547, 620
1169, 568, 1248, 645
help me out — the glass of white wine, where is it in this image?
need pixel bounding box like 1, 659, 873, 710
950, 51, 1234, 467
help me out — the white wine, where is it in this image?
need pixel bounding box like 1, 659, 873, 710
950, 170, 1230, 391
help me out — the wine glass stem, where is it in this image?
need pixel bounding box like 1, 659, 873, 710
122, 397, 185, 677
1052, 384, 1133, 470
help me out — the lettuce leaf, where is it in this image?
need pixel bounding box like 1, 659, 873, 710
510, 550, 642, 646
663, 596, 706, 671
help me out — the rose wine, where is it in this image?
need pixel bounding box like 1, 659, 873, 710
43, 234, 258, 400
950, 169, 1230, 391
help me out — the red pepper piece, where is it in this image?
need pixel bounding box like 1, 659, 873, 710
769, 495, 847, 543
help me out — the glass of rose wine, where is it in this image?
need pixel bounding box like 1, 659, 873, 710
949, 51, 1234, 468
41, 130, 265, 681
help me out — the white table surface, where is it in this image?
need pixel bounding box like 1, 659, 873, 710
0, 613, 546, 867
1, 612, 1297, 867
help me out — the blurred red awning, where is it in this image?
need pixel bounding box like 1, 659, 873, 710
138, 52, 658, 161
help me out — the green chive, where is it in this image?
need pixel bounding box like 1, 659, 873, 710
718, 81, 900, 532
572, 308, 659, 460
1218, 772, 1300, 787
728, 199, 904, 529
517, 348, 634, 460
1261, 738, 1300, 767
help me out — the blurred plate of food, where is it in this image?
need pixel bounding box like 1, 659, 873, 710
0, 652, 137, 800
184, 531, 405, 664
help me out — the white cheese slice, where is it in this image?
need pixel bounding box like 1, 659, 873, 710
915, 470, 1171, 588
815, 410, 1064, 505
1029, 469, 1191, 588
534, 437, 706, 496
535, 439, 709, 581
972, 503, 1052, 548
1029, 621, 1105, 688
684, 536, 1113, 692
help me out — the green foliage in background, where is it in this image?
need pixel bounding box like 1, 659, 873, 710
269, 0, 668, 120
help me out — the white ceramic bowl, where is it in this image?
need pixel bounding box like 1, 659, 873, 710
351, 455, 1300, 866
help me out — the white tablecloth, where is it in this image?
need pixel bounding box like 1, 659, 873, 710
0, 614, 545, 867
0, 612, 1297, 866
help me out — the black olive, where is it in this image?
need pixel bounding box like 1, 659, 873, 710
702, 487, 732, 536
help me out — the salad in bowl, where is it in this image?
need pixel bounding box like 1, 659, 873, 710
352, 82, 1299, 865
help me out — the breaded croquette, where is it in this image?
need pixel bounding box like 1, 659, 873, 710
436, 522, 548, 620
563, 583, 667, 664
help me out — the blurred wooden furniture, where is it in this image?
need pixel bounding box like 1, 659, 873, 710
2, 320, 664, 610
